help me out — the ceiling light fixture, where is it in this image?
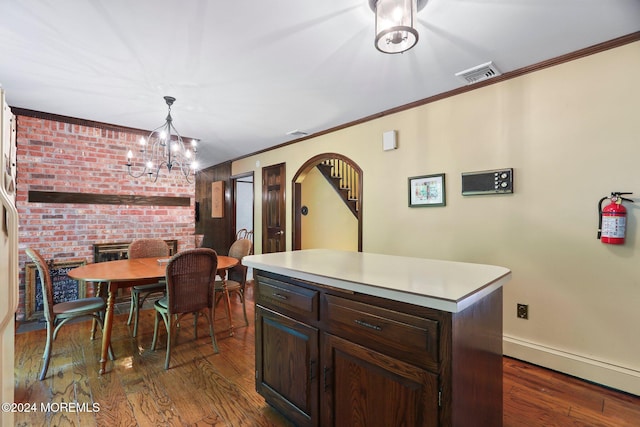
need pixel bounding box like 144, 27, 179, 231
368, 0, 428, 54
126, 96, 198, 183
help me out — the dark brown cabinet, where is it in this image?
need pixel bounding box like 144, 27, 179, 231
255, 306, 319, 426
323, 333, 439, 427
255, 273, 320, 426
254, 270, 503, 427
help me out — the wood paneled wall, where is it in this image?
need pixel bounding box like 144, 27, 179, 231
195, 162, 232, 256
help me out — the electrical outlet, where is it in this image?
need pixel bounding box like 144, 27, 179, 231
517, 304, 528, 319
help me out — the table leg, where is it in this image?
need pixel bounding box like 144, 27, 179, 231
100, 281, 117, 375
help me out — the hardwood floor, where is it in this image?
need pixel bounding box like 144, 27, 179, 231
503, 358, 640, 427
14, 285, 640, 426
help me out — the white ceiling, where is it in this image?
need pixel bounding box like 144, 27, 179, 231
1, 1, 639, 168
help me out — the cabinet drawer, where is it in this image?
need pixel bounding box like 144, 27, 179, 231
256, 275, 319, 321
325, 294, 439, 369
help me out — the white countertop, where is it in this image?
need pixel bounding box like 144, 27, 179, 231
243, 249, 511, 313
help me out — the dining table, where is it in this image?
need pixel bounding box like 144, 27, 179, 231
68, 254, 238, 374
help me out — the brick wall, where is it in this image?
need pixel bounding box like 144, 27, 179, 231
16, 114, 196, 321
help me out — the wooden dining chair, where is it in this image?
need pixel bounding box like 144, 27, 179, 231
126, 238, 170, 337
214, 238, 253, 328
25, 248, 113, 380
151, 248, 219, 369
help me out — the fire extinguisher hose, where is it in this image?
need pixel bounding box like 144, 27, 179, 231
597, 196, 609, 239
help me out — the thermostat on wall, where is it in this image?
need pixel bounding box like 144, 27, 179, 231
461, 168, 513, 195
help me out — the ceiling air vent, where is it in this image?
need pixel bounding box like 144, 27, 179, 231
455, 61, 502, 85
286, 129, 308, 137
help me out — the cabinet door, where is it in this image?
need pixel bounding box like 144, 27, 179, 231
256, 305, 319, 427
323, 333, 439, 427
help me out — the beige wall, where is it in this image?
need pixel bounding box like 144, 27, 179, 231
233, 42, 640, 394
300, 167, 358, 251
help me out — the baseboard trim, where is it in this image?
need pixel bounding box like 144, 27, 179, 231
503, 335, 640, 396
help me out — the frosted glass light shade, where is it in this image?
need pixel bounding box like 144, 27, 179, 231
373, 0, 418, 54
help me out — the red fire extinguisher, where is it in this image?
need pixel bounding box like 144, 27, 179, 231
597, 192, 633, 244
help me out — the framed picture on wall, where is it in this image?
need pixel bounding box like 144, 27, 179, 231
211, 180, 225, 218
408, 173, 446, 207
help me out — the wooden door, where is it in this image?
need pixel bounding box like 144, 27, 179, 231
323, 333, 439, 427
262, 163, 286, 253
256, 306, 319, 427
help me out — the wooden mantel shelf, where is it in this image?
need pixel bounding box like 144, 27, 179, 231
28, 190, 190, 207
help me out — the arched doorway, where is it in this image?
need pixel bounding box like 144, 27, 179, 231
292, 153, 363, 251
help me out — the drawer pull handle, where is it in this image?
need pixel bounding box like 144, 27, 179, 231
323, 366, 332, 391
272, 293, 288, 300
354, 319, 382, 331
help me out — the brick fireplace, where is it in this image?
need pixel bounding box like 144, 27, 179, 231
93, 240, 178, 263
15, 111, 196, 322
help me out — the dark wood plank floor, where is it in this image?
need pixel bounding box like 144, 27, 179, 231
14, 284, 640, 426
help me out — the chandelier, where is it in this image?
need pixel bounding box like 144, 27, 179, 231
368, 0, 428, 54
126, 96, 198, 183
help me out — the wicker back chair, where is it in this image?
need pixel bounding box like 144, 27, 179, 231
126, 238, 170, 337
25, 248, 113, 380
215, 238, 253, 330
151, 248, 219, 369
129, 238, 170, 259
235, 228, 253, 242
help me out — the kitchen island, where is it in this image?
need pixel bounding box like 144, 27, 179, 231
243, 249, 511, 427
